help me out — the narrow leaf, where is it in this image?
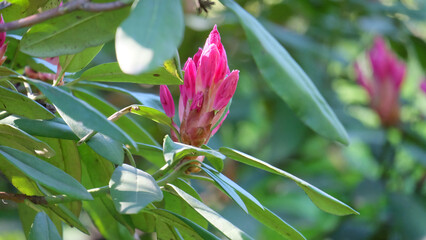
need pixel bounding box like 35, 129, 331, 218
116, 0, 184, 74
28, 212, 61, 240
220, 0, 349, 145
79, 62, 182, 84
130, 105, 174, 129
219, 147, 359, 216
201, 166, 248, 213
167, 184, 253, 240
0, 146, 92, 200
163, 135, 225, 168
0, 124, 55, 157
28, 79, 136, 148
59, 45, 103, 73
0, 86, 55, 120
109, 164, 163, 214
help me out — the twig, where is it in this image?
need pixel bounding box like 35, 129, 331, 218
0, 186, 109, 205
0, 0, 131, 32
77, 105, 138, 145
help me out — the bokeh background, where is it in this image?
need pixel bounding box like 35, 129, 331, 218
1, 0, 426, 239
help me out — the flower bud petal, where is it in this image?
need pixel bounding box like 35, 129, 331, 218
0, 15, 5, 47
190, 92, 204, 111
198, 44, 220, 89
193, 48, 203, 68
211, 110, 229, 136
421, 80, 426, 94
213, 70, 239, 110
160, 85, 175, 118
183, 58, 197, 100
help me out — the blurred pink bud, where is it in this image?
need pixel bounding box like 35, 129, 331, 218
354, 36, 406, 127
421, 80, 426, 94
0, 15, 5, 47
160, 85, 175, 118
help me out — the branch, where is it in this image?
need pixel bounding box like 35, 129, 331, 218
0, 0, 131, 32
0, 186, 109, 205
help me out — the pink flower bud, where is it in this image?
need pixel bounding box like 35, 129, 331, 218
160, 85, 175, 118
190, 92, 204, 111
355, 36, 406, 127
421, 80, 426, 94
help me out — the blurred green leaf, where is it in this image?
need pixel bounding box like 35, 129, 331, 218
0, 0, 48, 21
220, 0, 349, 145
109, 164, 163, 214
0, 124, 55, 157
78, 62, 183, 84
28, 79, 136, 148
28, 212, 61, 240
18, 204, 63, 238
167, 184, 254, 240
0, 146, 92, 200
0, 66, 20, 76
0, 86, 55, 119
116, 0, 184, 74
219, 147, 359, 216
59, 45, 103, 73
20, 8, 130, 57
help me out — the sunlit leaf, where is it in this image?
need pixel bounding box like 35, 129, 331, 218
219, 147, 359, 216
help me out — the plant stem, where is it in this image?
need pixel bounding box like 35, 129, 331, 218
78, 105, 137, 145
124, 147, 137, 167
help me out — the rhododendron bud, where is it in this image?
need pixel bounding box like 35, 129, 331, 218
0, 15, 7, 66
159, 25, 239, 172
421, 80, 426, 94
160, 85, 175, 118
24, 56, 63, 85
354, 37, 406, 127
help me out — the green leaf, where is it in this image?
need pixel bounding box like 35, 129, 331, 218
0, 124, 55, 157
167, 184, 254, 240
200, 166, 305, 240
201, 166, 248, 213
131, 105, 174, 129
37, 137, 83, 217
18, 204, 63, 239
220, 0, 349, 145
163, 191, 208, 229
148, 209, 220, 240
109, 164, 163, 214
80, 145, 134, 239
73, 81, 164, 111
0, 116, 78, 140
116, 0, 184, 74
56, 107, 124, 165
46, 203, 89, 235
28, 79, 136, 148
219, 147, 359, 216
28, 212, 61, 240
0, 0, 49, 21
0, 146, 92, 200
72, 88, 157, 145
59, 45, 103, 73
131, 142, 164, 167
163, 135, 225, 168
0, 86, 55, 120
20, 8, 130, 57
78, 62, 183, 84
0, 66, 20, 77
